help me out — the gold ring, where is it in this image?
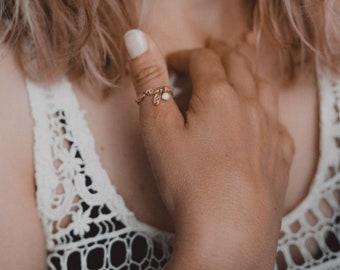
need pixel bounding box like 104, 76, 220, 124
136, 86, 173, 106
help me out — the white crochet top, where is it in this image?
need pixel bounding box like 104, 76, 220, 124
26, 69, 340, 270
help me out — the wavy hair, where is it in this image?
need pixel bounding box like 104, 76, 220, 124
254, 0, 340, 78
0, 0, 339, 91
0, 0, 138, 90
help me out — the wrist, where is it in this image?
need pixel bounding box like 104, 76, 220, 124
167, 223, 276, 270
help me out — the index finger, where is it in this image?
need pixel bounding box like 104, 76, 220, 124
169, 49, 233, 98
208, 39, 257, 98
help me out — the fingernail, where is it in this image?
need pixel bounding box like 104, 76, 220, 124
124, 29, 148, 59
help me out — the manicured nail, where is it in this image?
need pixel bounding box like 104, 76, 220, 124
124, 29, 148, 59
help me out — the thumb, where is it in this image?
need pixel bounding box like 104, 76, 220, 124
124, 29, 183, 132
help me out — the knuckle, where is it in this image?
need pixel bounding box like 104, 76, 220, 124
134, 64, 164, 89
190, 48, 218, 63
223, 51, 246, 66
205, 79, 230, 100
208, 40, 228, 56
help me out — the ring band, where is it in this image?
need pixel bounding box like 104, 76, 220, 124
136, 86, 173, 106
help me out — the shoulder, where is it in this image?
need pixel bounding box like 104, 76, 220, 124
0, 46, 34, 178
0, 46, 47, 269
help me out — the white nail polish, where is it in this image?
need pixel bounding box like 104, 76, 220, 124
124, 29, 148, 59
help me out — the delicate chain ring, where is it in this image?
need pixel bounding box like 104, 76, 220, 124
136, 86, 173, 106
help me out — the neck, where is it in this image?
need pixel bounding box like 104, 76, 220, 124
138, 0, 252, 56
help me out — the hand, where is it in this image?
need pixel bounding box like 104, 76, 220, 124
124, 29, 294, 269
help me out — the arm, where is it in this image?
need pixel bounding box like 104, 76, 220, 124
0, 49, 47, 269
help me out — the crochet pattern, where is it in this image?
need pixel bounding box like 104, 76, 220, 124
27, 80, 173, 270
276, 71, 340, 269
26, 70, 340, 269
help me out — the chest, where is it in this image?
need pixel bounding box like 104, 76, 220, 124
73, 70, 319, 231
27, 69, 340, 269
277, 70, 319, 214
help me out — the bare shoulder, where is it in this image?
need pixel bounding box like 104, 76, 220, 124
0, 47, 34, 173
0, 47, 46, 269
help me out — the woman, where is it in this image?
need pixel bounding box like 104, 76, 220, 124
0, 0, 339, 269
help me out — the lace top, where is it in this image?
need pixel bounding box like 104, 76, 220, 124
26, 70, 340, 270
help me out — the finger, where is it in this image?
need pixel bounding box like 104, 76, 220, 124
169, 48, 232, 99
124, 29, 184, 132
206, 38, 229, 56
188, 48, 231, 97
256, 78, 278, 122
167, 50, 191, 74
168, 48, 229, 86
208, 39, 257, 98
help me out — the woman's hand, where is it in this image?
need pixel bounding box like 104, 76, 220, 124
124, 29, 294, 269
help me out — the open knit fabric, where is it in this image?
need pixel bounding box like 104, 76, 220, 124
275, 70, 340, 270
26, 69, 340, 270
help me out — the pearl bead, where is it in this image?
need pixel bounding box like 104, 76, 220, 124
161, 92, 171, 101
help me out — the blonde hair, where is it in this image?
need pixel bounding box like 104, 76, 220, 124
254, 0, 340, 78
1, 0, 339, 90
0, 0, 138, 90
